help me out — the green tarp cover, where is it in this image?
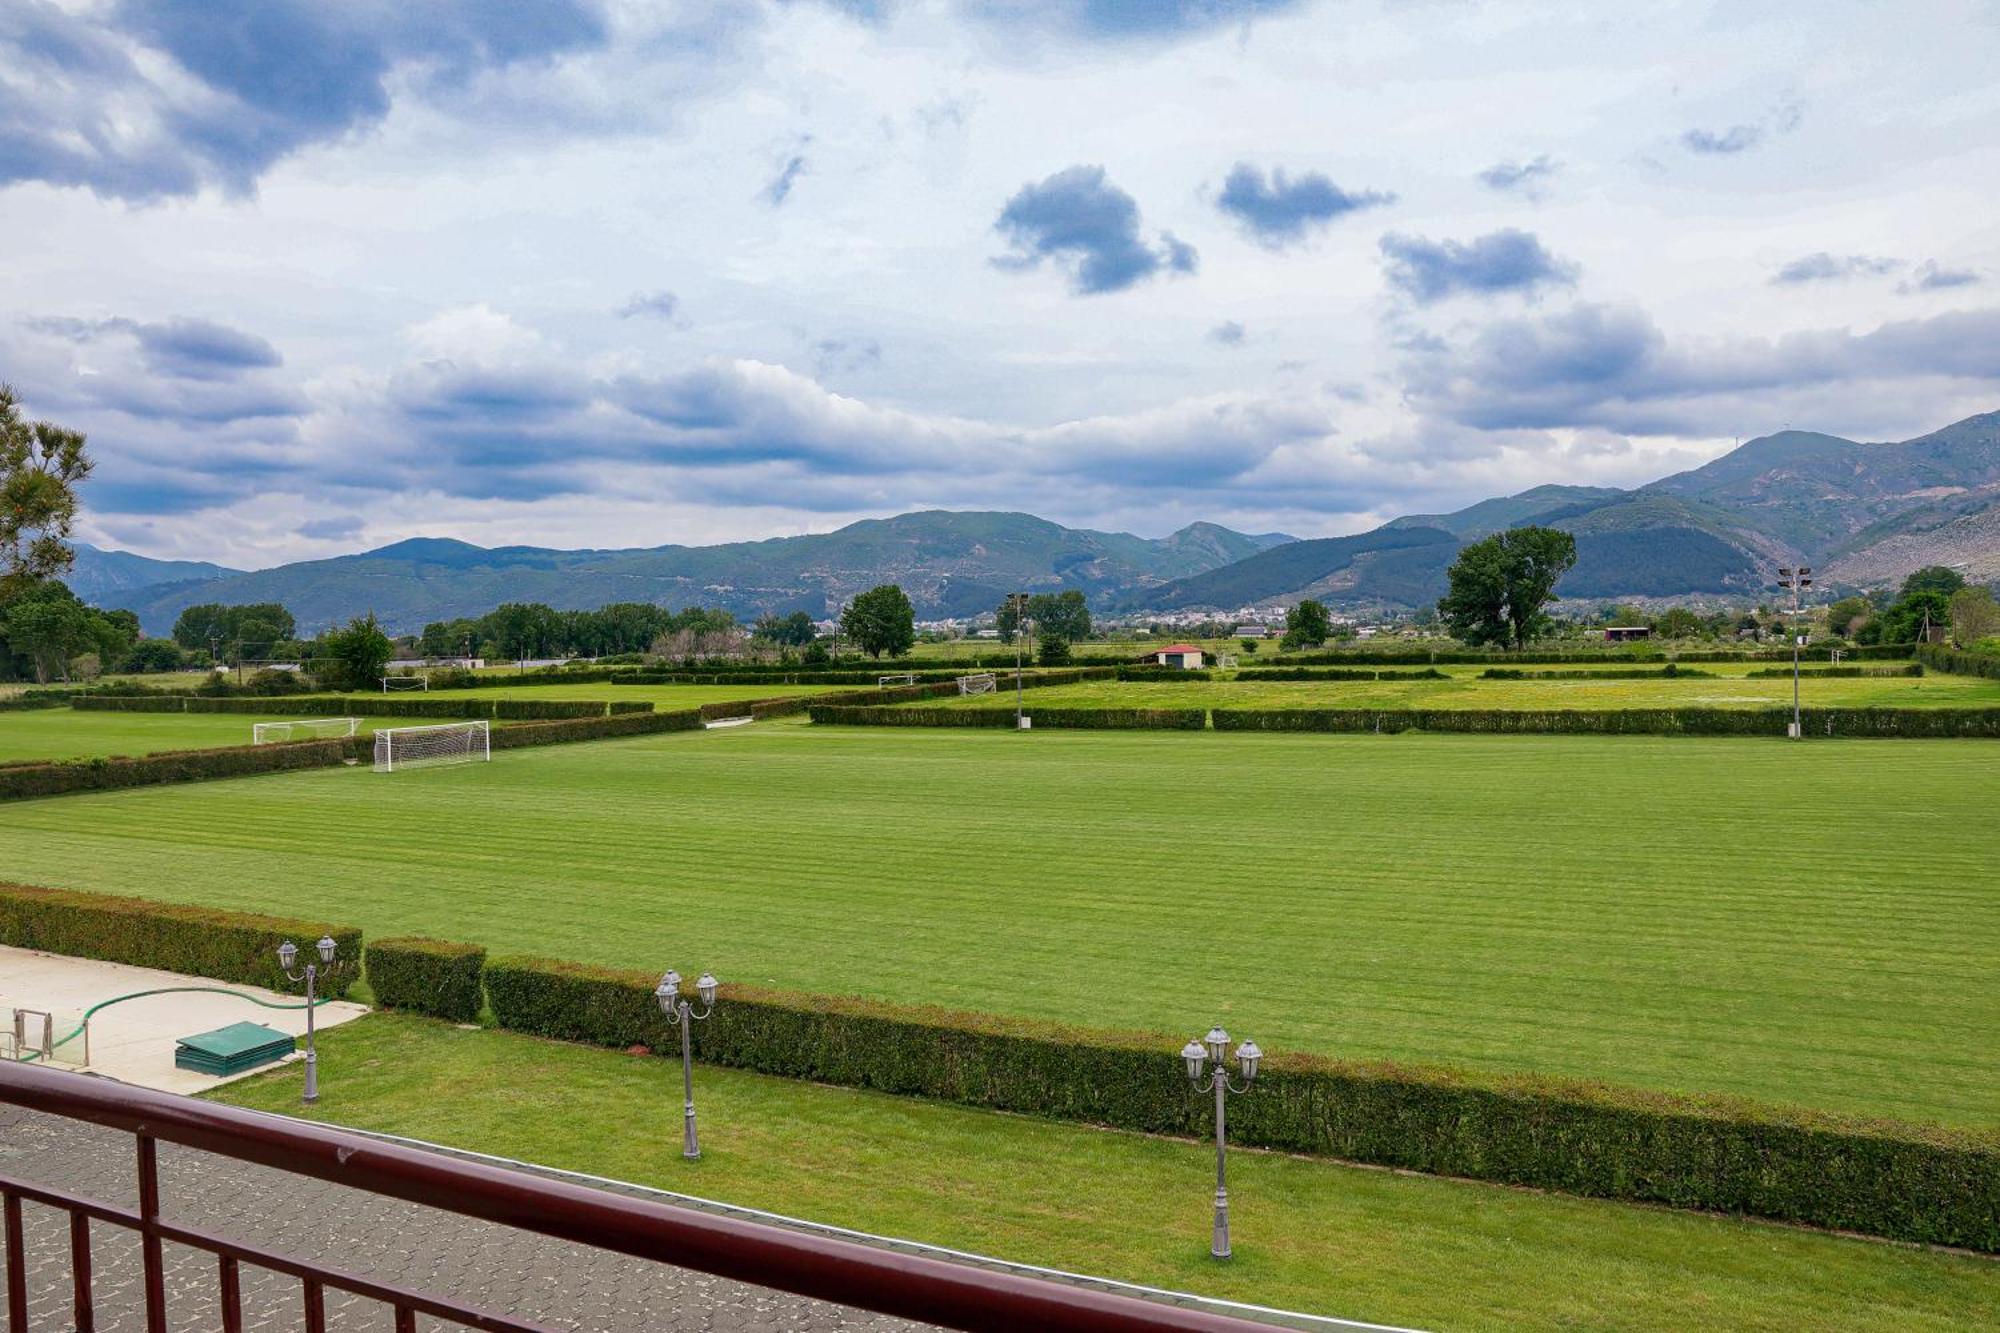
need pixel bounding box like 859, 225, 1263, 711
174, 1021, 294, 1076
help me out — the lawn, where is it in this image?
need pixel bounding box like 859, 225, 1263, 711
433, 681, 857, 705
926, 667, 2000, 712
3, 724, 1995, 1127
0, 707, 453, 764
211, 1014, 2000, 1333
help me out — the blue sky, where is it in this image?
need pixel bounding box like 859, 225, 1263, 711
3, 0, 1998, 567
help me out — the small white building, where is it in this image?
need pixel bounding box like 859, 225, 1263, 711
1233, 625, 1270, 639
1154, 643, 1205, 669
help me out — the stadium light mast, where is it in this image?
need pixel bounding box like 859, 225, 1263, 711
1777, 567, 1812, 739
276, 936, 346, 1105
1008, 591, 1031, 730
1180, 1026, 1261, 1259
655, 968, 719, 1159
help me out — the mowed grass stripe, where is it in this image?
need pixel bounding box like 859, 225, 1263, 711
0, 724, 1993, 1127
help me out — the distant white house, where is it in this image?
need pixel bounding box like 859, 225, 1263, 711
1154, 643, 1205, 669
1233, 625, 1270, 639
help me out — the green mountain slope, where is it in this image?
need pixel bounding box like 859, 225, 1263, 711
67, 543, 240, 605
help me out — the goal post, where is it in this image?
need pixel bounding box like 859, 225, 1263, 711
878, 673, 917, 687
957, 672, 997, 696
382, 674, 429, 692
251, 717, 360, 745
373, 720, 491, 773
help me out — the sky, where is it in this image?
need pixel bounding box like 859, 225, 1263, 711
4, 0, 1999, 570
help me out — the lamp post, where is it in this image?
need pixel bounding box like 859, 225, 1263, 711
276, 936, 346, 1105
1180, 1026, 1261, 1259
654, 969, 719, 1159
1777, 566, 1812, 738
1007, 591, 1032, 729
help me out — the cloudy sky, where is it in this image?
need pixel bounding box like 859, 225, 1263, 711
5, 0, 1998, 569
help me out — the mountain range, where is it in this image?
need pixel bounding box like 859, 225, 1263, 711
83, 410, 2000, 634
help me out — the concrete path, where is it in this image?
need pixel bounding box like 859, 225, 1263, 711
0, 945, 367, 1094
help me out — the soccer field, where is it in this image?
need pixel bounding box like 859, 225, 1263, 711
0, 723, 1993, 1127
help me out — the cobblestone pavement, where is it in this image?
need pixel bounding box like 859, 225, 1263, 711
0, 1102, 928, 1332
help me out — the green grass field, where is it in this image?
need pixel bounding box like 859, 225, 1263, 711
0, 708, 451, 764
211, 1014, 2000, 1333
930, 667, 2000, 712
434, 681, 855, 704
4, 723, 1994, 1127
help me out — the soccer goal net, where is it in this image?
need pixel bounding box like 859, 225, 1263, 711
252, 717, 360, 745
878, 673, 917, 687
381, 674, 430, 692
373, 720, 490, 773
957, 672, 997, 696
1217, 654, 1239, 669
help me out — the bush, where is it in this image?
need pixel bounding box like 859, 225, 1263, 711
481, 955, 2000, 1252
1480, 666, 1714, 680
1917, 643, 2000, 680
367, 937, 486, 1022
810, 705, 1207, 730
487, 709, 703, 750
1208, 707, 2000, 737
0, 883, 361, 998
1235, 668, 1447, 681
0, 737, 360, 802
1744, 665, 1922, 679
0, 692, 68, 712
1116, 667, 1214, 682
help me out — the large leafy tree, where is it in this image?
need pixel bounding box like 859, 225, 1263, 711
753, 610, 818, 647
313, 613, 394, 691
0, 581, 94, 682
841, 584, 915, 658
1282, 598, 1331, 649
1901, 565, 1966, 601
1, 385, 93, 601
1949, 586, 2000, 647
1437, 526, 1578, 649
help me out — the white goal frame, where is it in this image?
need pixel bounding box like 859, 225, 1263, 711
381, 674, 430, 692
1218, 654, 1240, 669
252, 717, 360, 745
957, 672, 997, 696
878, 673, 917, 687
373, 720, 491, 773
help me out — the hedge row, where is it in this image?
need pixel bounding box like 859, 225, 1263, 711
809, 705, 1208, 730
1235, 668, 1447, 682
1263, 644, 1918, 666
0, 883, 360, 998
0, 736, 360, 802
72, 695, 646, 721
366, 937, 486, 1022
1115, 667, 1214, 682
0, 692, 69, 712
1210, 707, 2000, 737
1743, 664, 1923, 679
1917, 643, 2000, 680
1480, 666, 1713, 680
479, 955, 2000, 1252
487, 709, 703, 749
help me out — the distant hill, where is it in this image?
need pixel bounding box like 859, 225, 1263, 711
1123, 410, 2000, 611
108, 511, 1292, 635
66, 543, 240, 606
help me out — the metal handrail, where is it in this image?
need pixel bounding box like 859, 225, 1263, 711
0, 1061, 1274, 1332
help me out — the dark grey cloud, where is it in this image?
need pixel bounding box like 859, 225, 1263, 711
762, 152, 808, 206
992, 165, 1195, 295
1216, 163, 1393, 248
1209, 321, 1246, 346
1905, 261, 1982, 292
1379, 229, 1578, 304
619, 291, 681, 320
964, 0, 1304, 41
0, 0, 607, 200
129, 318, 283, 379
1400, 301, 2000, 436
1771, 253, 1901, 285
1477, 155, 1559, 198
1681, 123, 1763, 155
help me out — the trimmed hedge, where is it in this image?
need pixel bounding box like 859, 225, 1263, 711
0, 883, 361, 998
0, 737, 360, 802
481, 955, 2000, 1251
0, 692, 70, 712
810, 705, 1207, 730
1743, 664, 1923, 679
367, 937, 486, 1022
1918, 643, 2000, 680
1263, 644, 1918, 666
73, 694, 636, 721
1210, 707, 2000, 737
1235, 668, 1447, 682
1115, 667, 1214, 682
1480, 666, 1713, 680
488, 709, 703, 750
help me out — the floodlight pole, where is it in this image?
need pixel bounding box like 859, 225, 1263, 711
1009, 591, 1030, 729
1180, 1028, 1262, 1259
277, 937, 346, 1105
1777, 567, 1812, 739
655, 970, 719, 1159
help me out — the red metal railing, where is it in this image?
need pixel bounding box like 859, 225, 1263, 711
0, 1060, 1271, 1332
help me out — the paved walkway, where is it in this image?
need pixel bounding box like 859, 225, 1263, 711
0, 1101, 923, 1331
0, 945, 367, 1094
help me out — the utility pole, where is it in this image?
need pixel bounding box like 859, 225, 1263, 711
1777, 567, 1812, 739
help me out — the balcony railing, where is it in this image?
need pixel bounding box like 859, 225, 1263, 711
0, 1059, 1274, 1332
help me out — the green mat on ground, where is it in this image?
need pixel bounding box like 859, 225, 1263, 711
174, 1021, 295, 1076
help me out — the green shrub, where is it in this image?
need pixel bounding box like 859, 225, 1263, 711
491, 698, 613, 720
1744, 664, 1922, 679
1208, 707, 2000, 737
1235, 668, 1447, 681
481, 954, 2000, 1251
487, 709, 702, 750
0, 737, 360, 802
0, 693, 68, 712
367, 937, 485, 1022
0, 883, 360, 997
1115, 667, 1214, 682
810, 705, 1207, 730
1479, 666, 1714, 680
1917, 643, 2000, 680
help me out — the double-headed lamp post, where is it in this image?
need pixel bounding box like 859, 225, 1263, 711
655, 969, 719, 1159
1777, 566, 1813, 739
276, 936, 344, 1105
1180, 1027, 1261, 1260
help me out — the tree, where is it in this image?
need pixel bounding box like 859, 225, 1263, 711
0, 582, 94, 682
1282, 599, 1331, 649
1881, 589, 1952, 643
0, 385, 93, 600
1900, 566, 1966, 601
1027, 590, 1090, 647
754, 611, 818, 647
1036, 632, 1071, 666
1653, 607, 1704, 639
1824, 596, 1871, 637
314, 613, 394, 691
1437, 526, 1577, 649
841, 584, 915, 658
1949, 586, 2000, 647
171, 602, 296, 656
124, 638, 187, 673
